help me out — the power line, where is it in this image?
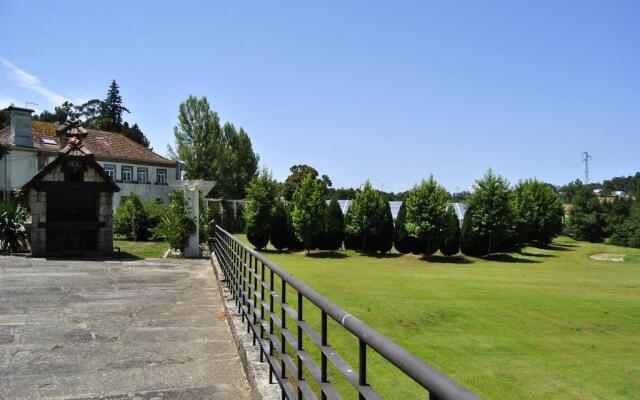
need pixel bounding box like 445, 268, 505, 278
582, 151, 592, 184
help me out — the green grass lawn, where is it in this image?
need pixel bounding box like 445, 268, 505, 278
113, 239, 168, 258
234, 234, 640, 399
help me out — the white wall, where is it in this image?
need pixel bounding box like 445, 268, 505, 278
0, 150, 38, 197
95, 161, 177, 207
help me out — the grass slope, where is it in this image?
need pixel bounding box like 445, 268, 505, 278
235, 235, 640, 399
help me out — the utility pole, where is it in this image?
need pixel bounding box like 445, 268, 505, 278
582, 151, 592, 184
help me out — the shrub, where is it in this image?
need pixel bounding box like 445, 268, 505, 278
291, 174, 327, 253
404, 176, 449, 256
144, 201, 168, 240
270, 200, 290, 251
244, 169, 278, 249
461, 170, 513, 256
0, 201, 30, 253
156, 190, 196, 252
394, 201, 416, 254
113, 194, 149, 241
511, 179, 563, 245
439, 206, 460, 256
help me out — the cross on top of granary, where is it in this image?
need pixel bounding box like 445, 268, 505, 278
56, 120, 93, 157
55, 120, 88, 138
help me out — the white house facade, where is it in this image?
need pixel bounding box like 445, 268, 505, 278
0, 106, 181, 206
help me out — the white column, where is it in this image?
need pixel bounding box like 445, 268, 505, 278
185, 187, 200, 258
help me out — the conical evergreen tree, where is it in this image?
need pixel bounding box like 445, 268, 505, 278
439, 206, 461, 256
270, 200, 290, 251
394, 202, 416, 253
102, 80, 130, 131
319, 199, 344, 250
375, 199, 394, 253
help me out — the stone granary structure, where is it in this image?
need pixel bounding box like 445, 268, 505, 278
22, 121, 120, 257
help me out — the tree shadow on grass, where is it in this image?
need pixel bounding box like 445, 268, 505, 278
307, 251, 349, 259
538, 243, 577, 251
518, 251, 557, 258
421, 255, 474, 264
483, 254, 541, 263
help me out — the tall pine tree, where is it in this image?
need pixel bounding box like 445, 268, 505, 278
102, 80, 130, 132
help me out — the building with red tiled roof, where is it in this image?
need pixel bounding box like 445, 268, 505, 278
1, 106, 181, 206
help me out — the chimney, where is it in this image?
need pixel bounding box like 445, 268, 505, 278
7, 106, 34, 148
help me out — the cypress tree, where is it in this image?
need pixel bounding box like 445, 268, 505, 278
439, 206, 461, 256
244, 170, 278, 250
394, 202, 416, 253
404, 176, 449, 256
460, 206, 484, 256
270, 200, 290, 251
343, 205, 362, 250
375, 199, 394, 253
320, 199, 344, 251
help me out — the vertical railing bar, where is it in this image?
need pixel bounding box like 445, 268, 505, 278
321, 310, 328, 400
359, 339, 367, 400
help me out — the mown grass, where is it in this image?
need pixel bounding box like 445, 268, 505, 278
234, 234, 640, 399
113, 239, 168, 259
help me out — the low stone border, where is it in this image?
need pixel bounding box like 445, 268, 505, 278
211, 255, 282, 400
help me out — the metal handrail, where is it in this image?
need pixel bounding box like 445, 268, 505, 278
212, 225, 481, 400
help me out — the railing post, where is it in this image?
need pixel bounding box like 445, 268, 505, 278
321, 310, 328, 400
280, 279, 286, 382
359, 339, 367, 400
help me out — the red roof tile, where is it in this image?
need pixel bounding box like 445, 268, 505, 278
0, 121, 176, 166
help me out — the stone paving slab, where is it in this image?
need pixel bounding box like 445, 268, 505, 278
0, 256, 251, 400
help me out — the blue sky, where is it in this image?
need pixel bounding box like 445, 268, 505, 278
1, 1, 638, 192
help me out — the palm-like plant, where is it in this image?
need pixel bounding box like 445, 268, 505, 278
0, 201, 30, 253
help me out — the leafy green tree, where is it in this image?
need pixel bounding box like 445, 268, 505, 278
603, 197, 633, 237
121, 122, 150, 148
611, 201, 640, 248
282, 165, 331, 201
510, 179, 564, 245
220, 123, 259, 198
394, 201, 416, 254
461, 170, 513, 256
344, 180, 387, 253
171, 96, 225, 180
291, 175, 327, 254
319, 199, 344, 251
404, 176, 449, 255
156, 191, 196, 252
244, 169, 278, 249
439, 206, 460, 256
270, 200, 291, 251
567, 185, 605, 242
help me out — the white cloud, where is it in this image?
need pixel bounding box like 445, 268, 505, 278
0, 58, 68, 106
0, 94, 19, 109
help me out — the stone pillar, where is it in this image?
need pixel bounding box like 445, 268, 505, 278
97, 192, 113, 256
29, 190, 47, 257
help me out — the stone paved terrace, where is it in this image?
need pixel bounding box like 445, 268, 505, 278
0, 256, 251, 400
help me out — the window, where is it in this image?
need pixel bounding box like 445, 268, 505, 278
157, 168, 167, 184
137, 167, 148, 183
104, 164, 116, 180
156, 198, 163, 204
121, 166, 133, 182
120, 196, 129, 206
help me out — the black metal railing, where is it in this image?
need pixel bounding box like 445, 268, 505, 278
212, 225, 481, 400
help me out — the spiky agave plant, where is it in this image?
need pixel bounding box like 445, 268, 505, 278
0, 201, 30, 253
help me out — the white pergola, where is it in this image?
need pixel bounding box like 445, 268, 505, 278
168, 179, 216, 258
